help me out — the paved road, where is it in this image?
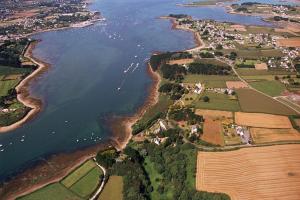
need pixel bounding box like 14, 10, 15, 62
89, 158, 107, 200
215, 57, 300, 114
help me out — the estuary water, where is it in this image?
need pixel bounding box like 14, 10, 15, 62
0, 0, 272, 180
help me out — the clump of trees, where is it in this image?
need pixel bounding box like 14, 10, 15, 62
149, 52, 192, 71
160, 64, 187, 81
159, 83, 187, 100
168, 14, 188, 19
0, 38, 30, 67
110, 154, 151, 199
169, 107, 203, 124
200, 52, 215, 58
96, 149, 118, 168
188, 62, 231, 75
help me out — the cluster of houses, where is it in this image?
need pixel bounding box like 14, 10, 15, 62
206, 87, 235, 95
0, 108, 16, 113
0, 0, 101, 42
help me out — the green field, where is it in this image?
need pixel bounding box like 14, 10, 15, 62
242, 75, 276, 81
0, 79, 20, 96
61, 160, 96, 188
223, 49, 283, 59
183, 74, 238, 88
236, 88, 297, 115
70, 167, 102, 198
98, 176, 123, 200
18, 159, 102, 200
143, 157, 167, 200
193, 91, 240, 111
138, 94, 173, 124
18, 183, 82, 200
236, 68, 295, 76
194, 58, 230, 66
249, 80, 286, 96
0, 65, 32, 75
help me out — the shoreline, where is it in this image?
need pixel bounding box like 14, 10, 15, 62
0, 142, 112, 200
0, 41, 49, 133
109, 15, 205, 151
0, 17, 105, 133
160, 16, 205, 51
109, 63, 161, 151
0, 13, 202, 200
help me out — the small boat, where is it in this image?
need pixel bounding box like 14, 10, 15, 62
0, 149, 4, 152
117, 87, 121, 91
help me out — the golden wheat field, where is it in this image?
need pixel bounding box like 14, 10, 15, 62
196, 145, 300, 200
250, 128, 300, 144
235, 112, 293, 128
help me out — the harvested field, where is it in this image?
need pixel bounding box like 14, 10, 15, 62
98, 176, 123, 200
254, 63, 268, 70
250, 128, 300, 143
235, 112, 292, 128
196, 144, 300, 200
276, 38, 300, 47
168, 58, 194, 65
236, 88, 298, 115
226, 81, 248, 89
202, 118, 224, 146
195, 109, 233, 119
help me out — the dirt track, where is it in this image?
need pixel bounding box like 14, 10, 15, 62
196, 144, 300, 200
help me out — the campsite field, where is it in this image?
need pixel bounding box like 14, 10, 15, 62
236, 88, 297, 115
98, 176, 123, 200
235, 112, 293, 128
250, 128, 300, 144
202, 118, 224, 146
196, 144, 300, 200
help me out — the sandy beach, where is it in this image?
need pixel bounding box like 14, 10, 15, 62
0, 13, 203, 200
0, 142, 112, 200
0, 41, 48, 133
161, 16, 205, 51
109, 63, 161, 150
109, 15, 205, 151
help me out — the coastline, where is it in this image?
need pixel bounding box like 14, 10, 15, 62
0, 142, 112, 200
0, 41, 48, 133
109, 63, 161, 151
0, 17, 105, 133
0, 13, 202, 200
160, 16, 205, 51
109, 15, 204, 151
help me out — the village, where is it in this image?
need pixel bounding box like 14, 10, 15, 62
131, 14, 300, 149
0, 0, 102, 42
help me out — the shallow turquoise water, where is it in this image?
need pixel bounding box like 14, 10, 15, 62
0, 0, 275, 180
